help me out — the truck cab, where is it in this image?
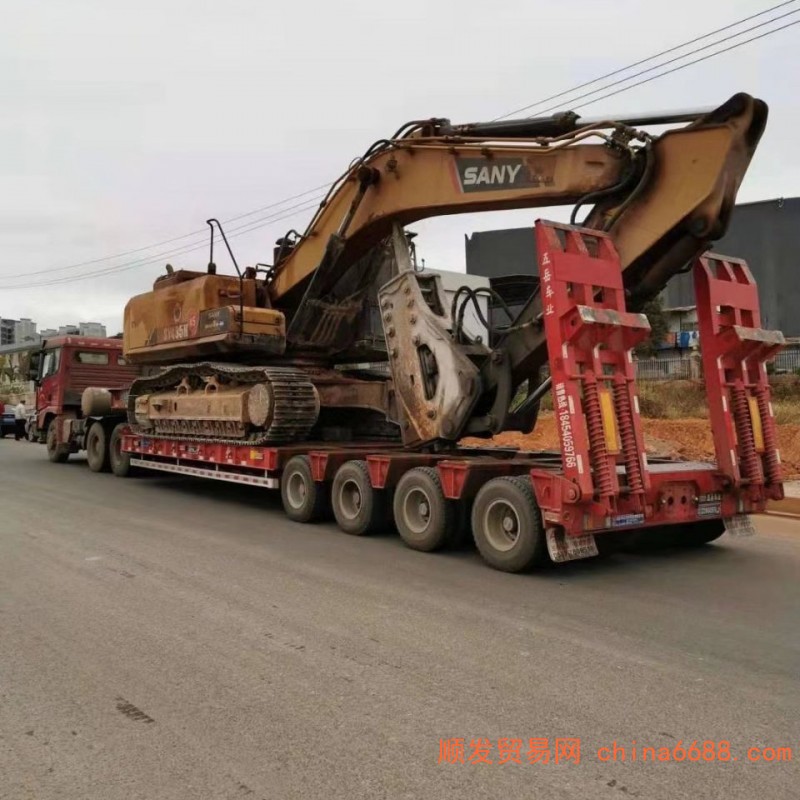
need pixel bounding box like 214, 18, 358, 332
29, 336, 139, 446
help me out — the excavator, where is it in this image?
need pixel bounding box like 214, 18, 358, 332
122, 93, 767, 449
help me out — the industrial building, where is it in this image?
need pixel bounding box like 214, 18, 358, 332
465, 197, 799, 338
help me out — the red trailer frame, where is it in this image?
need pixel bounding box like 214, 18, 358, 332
117, 220, 785, 570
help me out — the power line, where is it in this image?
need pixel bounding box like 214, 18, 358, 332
549, 18, 800, 115
530, 8, 799, 118
0, 196, 325, 290
23, 181, 331, 278
494, 0, 797, 120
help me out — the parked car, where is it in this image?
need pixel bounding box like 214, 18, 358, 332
1, 405, 16, 438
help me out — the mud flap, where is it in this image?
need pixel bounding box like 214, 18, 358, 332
546, 528, 599, 562
724, 514, 756, 537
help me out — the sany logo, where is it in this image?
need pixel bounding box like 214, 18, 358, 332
461, 163, 522, 187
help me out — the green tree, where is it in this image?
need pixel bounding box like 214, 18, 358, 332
635, 294, 669, 357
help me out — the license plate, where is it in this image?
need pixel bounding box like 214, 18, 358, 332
724, 514, 756, 537
546, 529, 599, 563
698, 502, 721, 517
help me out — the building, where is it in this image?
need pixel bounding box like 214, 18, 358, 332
0, 317, 38, 345
465, 228, 536, 281
14, 318, 37, 343
78, 322, 107, 338
663, 197, 799, 336
0, 319, 15, 346
465, 198, 799, 338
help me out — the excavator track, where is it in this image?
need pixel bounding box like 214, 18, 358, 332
127, 362, 319, 445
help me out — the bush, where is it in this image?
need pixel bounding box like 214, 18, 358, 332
636, 380, 707, 419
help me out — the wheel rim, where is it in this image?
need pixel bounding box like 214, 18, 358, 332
483, 498, 521, 552
402, 487, 431, 536
286, 470, 307, 509
89, 432, 100, 460
339, 479, 362, 520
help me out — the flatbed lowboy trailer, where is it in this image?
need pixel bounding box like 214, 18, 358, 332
88, 222, 786, 572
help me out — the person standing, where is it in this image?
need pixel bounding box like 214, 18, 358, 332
14, 399, 26, 441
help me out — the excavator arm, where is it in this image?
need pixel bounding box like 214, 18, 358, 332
270, 93, 766, 352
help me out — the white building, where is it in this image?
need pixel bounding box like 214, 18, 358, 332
14, 318, 37, 343
78, 322, 107, 338
0, 317, 38, 345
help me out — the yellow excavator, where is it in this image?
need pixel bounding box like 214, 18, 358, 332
122, 93, 767, 447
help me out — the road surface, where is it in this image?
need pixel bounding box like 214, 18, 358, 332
0, 442, 797, 799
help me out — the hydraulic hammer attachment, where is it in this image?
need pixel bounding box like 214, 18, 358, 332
533, 221, 651, 520
693, 254, 785, 499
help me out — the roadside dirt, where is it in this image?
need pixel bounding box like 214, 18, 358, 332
463, 414, 800, 479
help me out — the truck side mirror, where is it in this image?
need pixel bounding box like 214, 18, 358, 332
27, 351, 41, 383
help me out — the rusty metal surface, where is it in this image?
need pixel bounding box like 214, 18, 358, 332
314, 377, 393, 417
379, 228, 482, 446
129, 363, 319, 444
124, 273, 285, 364
135, 381, 274, 440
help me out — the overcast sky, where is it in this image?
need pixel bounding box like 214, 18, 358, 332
1, 0, 798, 333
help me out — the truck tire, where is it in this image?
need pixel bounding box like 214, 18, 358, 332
109, 423, 134, 477
281, 455, 329, 523
331, 460, 385, 536
393, 467, 455, 552
46, 421, 70, 464
471, 475, 548, 572
85, 423, 111, 473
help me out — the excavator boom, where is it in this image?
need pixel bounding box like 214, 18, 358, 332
270, 93, 765, 309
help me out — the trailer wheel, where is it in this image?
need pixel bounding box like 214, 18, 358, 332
281, 455, 329, 523
86, 423, 111, 473
471, 475, 547, 572
46, 421, 70, 464
680, 519, 726, 547
393, 467, 455, 552
332, 460, 385, 536
109, 423, 134, 477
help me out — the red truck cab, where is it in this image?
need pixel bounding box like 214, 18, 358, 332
30, 336, 139, 446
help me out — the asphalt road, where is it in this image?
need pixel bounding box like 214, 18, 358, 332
0, 441, 798, 800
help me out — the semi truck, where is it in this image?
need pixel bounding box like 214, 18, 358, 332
36, 94, 786, 570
